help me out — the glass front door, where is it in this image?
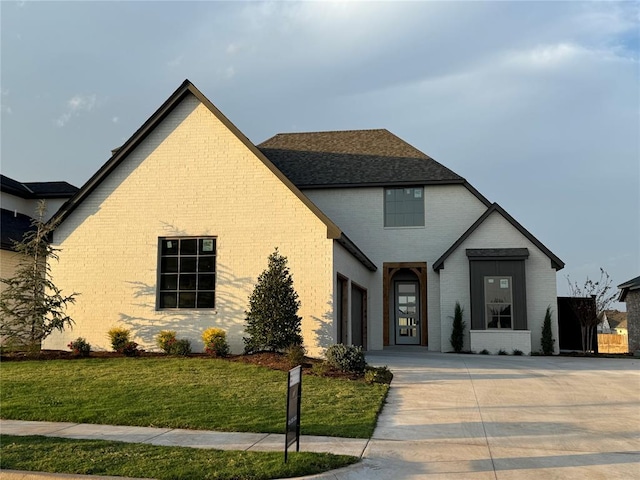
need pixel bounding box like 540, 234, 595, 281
395, 281, 420, 344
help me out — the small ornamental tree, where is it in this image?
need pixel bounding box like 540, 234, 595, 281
0, 201, 77, 353
449, 302, 465, 353
541, 305, 555, 355
566, 268, 617, 353
243, 248, 303, 353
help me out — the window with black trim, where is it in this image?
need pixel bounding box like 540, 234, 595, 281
158, 237, 216, 309
384, 187, 424, 227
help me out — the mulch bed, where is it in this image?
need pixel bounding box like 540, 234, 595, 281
0, 350, 360, 379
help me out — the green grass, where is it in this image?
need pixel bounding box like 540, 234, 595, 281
0, 435, 358, 480
0, 357, 388, 438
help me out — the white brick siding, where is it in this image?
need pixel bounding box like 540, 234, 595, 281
305, 185, 488, 351
45, 95, 334, 357
438, 211, 560, 354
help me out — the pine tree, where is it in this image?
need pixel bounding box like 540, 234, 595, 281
243, 248, 302, 353
0, 201, 77, 353
449, 301, 465, 353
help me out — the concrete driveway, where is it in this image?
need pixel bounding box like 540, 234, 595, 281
325, 350, 640, 480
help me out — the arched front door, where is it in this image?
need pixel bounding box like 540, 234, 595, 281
383, 262, 428, 346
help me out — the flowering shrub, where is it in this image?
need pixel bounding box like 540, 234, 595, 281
121, 341, 142, 357
68, 337, 91, 357
202, 328, 230, 357
107, 327, 130, 353
156, 330, 177, 354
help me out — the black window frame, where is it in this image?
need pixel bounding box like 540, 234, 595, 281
157, 237, 216, 310
384, 187, 425, 228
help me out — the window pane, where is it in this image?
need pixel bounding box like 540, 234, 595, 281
161, 257, 178, 273
160, 292, 177, 308
200, 239, 216, 254
160, 274, 178, 290
198, 256, 215, 272
178, 292, 196, 308
179, 274, 197, 290
162, 240, 178, 255
197, 292, 215, 308
180, 257, 197, 273
180, 239, 197, 255
398, 284, 415, 293
384, 187, 424, 227
198, 274, 215, 290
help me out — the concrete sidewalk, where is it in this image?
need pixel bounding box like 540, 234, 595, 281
2, 351, 640, 480
0, 418, 369, 456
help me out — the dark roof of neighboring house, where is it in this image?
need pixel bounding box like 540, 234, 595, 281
259, 129, 464, 186
433, 203, 565, 271
618, 275, 640, 302
0, 174, 78, 199
1, 208, 33, 250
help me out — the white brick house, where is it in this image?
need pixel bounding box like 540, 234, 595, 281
44, 80, 564, 356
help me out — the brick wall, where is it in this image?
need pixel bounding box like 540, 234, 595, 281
306, 185, 488, 351
626, 290, 640, 353
438, 211, 560, 354
45, 94, 335, 357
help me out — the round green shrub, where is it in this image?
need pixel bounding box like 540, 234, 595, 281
325, 344, 366, 375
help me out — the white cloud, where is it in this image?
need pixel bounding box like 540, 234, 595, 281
55, 93, 98, 127
167, 55, 183, 68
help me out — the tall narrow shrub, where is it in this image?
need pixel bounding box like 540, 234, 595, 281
541, 305, 555, 355
450, 301, 465, 353
243, 249, 303, 353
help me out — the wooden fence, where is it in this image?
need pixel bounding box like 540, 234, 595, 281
597, 334, 628, 354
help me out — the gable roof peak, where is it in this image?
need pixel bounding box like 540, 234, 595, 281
433, 202, 564, 271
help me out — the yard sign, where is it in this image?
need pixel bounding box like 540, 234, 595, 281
284, 365, 302, 462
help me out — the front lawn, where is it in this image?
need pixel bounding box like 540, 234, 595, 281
0, 357, 388, 438
0, 434, 357, 480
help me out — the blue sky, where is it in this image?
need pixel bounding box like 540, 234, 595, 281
1, 1, 638, 306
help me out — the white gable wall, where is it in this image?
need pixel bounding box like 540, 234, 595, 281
305, 184, 488, 351
438, 211, 560, 354
1, 193, 66, 221
45, 95, 335, 356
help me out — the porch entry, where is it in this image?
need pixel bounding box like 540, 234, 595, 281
383, 262, 428, 346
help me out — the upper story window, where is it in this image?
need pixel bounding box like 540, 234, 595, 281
384, 187, 424, 227
158, 237, 216, 309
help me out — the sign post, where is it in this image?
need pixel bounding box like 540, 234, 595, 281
284, 365, 302, 463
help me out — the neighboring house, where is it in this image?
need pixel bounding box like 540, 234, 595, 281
602, 310, 628, 335
0, 175, 78, 292
618, 276, 640, 354
43, 80, 564, 356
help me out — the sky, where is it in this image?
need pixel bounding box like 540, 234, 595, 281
1, 1, 638, 308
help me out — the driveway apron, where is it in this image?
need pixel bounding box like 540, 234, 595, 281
323, 351, 640, 480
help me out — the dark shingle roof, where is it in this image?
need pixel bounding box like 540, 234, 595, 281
1, 175, 78, 199
23, 181, 78, 197
1, 208, 33, 250
618, 275, 640, 302
258, 129, 464, 188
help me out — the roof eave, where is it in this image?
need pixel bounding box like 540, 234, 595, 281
433, 203, 565, 272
